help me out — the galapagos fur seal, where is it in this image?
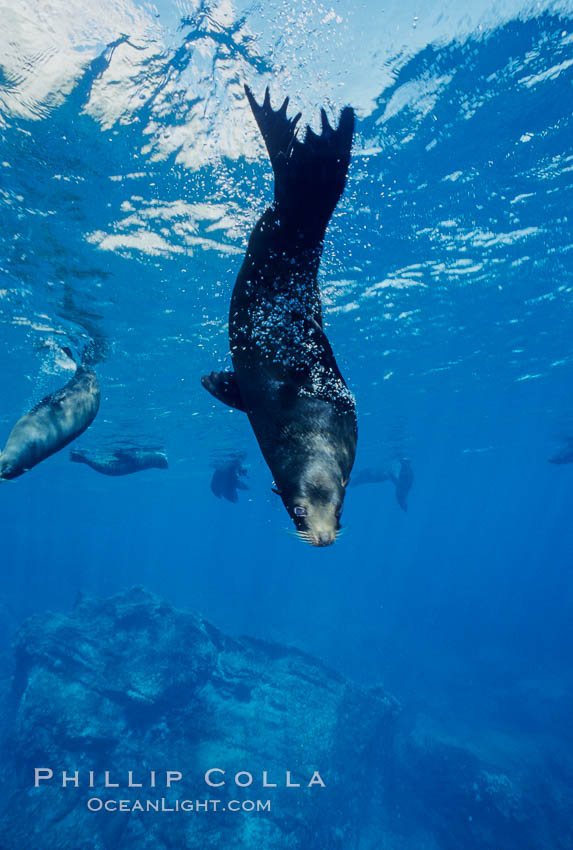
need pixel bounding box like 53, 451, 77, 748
210, 453, 249, 503
0, 347, 100, 480
202, 86, 356, 546
549, 439, 573, 465
350, 458, 414, 512
70, 447, 168, 476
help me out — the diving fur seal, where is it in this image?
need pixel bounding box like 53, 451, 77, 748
549, 439, 573, 465
202, 86, 356, 546
210, 453, 249, 503
70, 447, 168, 476
0, 348, 100, 480
350, 458, 414, 512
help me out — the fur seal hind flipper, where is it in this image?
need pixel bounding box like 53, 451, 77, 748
394, 458, 413, 512
244, 85, 302, 171
201, 371, 246, 412
244, 85, 355, 242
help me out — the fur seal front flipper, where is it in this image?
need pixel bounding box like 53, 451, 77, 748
202, 86, 357, 546
201, 371, 246, 412
0, 347, 100, 480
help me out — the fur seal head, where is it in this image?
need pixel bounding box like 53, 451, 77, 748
287, 473, 345, 547
273, 426, 353, 546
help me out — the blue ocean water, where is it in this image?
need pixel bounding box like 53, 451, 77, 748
1, 0, 573, 842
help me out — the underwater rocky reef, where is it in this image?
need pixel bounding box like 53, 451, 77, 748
0, 588, 570, 849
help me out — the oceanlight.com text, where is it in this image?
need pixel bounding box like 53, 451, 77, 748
86, 797, 271, 813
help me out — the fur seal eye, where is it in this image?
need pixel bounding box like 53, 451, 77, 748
294, 506, 307, 517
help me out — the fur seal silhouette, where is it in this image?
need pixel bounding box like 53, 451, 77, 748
70, 447, 168, 476
549, 439, 573, 465
210, 453, 249, 503
202, 86, 356, 546
0, 347, 100, 480
350, 458, 414, 512
393, 458, 414, 511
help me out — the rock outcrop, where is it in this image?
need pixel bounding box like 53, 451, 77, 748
0, 588, 398, 850
0, 587, 571, 849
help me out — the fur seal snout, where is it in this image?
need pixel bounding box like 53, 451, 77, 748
284, 458, 346, 547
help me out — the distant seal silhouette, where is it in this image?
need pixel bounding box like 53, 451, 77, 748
350, 458, 414, 512
202, 86, 356, 546
210, 453, 249, 503
0, 348, 100, 480
549, 439, 573, 465
70, 447, 168, 476
393, 458, 414, 511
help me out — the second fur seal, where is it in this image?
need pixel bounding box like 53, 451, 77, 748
70, 447, 168, 476
0, 348, 100, 480
350, 458, 414, 512
202, 86, 357, 546
210, 453, 249, 503
549, 438, 573, 465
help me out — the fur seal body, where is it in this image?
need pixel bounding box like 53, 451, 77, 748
350, 458, 414, 512
210, 453, 249, 503
0, 348, 100, 480
549, 440, 573, 465
202, 87, 357, 546
70, 447, 168, 476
